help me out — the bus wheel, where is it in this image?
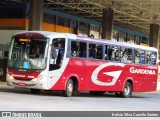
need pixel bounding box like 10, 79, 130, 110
120, 82, 132, 98
89, 91, 105, 96
64, 79, 74, 97
30, 89, 41, 94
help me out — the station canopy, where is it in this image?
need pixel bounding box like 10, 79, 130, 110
1, 0, 160, 35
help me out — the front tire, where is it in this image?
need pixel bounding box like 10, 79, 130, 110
64, 79, 74, 97
120, 82, 132, 98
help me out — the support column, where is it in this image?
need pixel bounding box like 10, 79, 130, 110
29, 0, 43, 30
150, 24, 159, 48
101, 8, 114, 40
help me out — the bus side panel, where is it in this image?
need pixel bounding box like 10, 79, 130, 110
126, 64, 158, 92
49, 58, 88, 90
83, 61, 158, 92
84, 60, 123, 91
49, 58, 157, 92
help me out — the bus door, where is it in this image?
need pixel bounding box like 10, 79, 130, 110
48, 37, 66, 89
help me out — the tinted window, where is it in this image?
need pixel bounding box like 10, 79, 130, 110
120, 47, 132, 63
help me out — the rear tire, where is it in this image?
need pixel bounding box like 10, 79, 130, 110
64, 79, 74, 97
120, 82, 132, 98
30, 89, 41, 94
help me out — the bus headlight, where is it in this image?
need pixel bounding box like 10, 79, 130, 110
7, 74, 14, 81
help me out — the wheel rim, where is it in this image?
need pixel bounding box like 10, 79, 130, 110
124, 85, 130, 95
67, 82, 73, 95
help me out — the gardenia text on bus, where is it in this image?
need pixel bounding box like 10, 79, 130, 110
130, 67, 156, 75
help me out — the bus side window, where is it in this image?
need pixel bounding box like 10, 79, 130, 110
120, 47, 125, 62
79, 42, 87, 58
112, 46, 119, 61
146, 51, 156, 65
139, 50, 145, 64
96, 44, 103, 59
89, 43, 96, 59
150, 52, 156, 65
71, 41, 78, 57
49, 38, 65, 71
105, 45, 119, 61
126, 48, 132, 63
50, 46, 57, 59
120, 47, 132, 63
134, 49, 140, 64
104, 45, 107, 60
107, 46, 112, 60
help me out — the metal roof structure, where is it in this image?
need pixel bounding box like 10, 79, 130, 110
1, 0, 160, 35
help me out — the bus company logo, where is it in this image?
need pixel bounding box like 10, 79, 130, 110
11, 74, 25, 78
91, 63, 125, 86
130, 67, 156, 75
11, 74, 35, 79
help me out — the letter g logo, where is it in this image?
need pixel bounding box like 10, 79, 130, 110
91, 63, 125, 86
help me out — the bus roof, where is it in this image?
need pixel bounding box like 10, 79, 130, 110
14, 31, 157, 52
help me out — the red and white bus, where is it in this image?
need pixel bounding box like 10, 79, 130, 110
7, 31, 158, 97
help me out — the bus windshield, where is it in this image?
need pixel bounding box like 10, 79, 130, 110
8, 37, 49, 70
